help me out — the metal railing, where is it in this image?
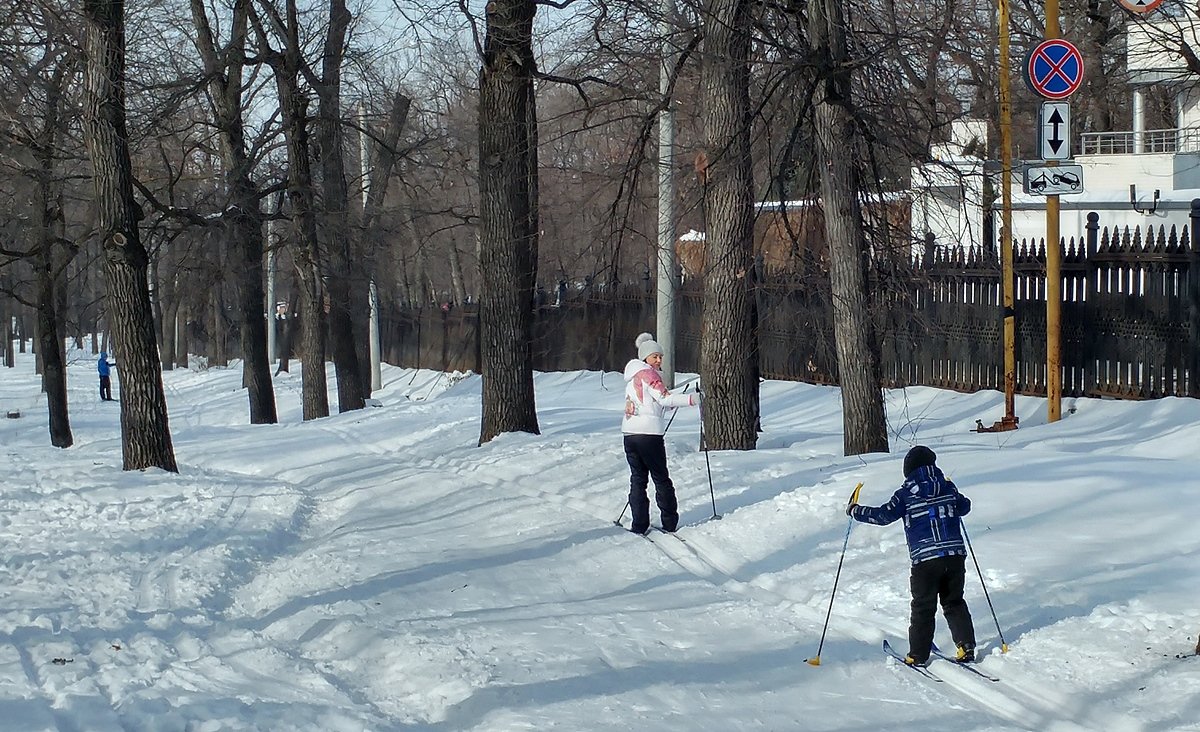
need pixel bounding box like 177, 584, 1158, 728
1078, 127, 1200, 155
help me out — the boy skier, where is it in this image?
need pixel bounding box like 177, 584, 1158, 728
847, 445, 977, 666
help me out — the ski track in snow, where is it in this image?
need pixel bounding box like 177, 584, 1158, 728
296, 406, 1098, 732
5, 362, 1200, 729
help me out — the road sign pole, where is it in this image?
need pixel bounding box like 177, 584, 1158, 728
1045, 0, 1062, 423
1000, 0, 1017, 428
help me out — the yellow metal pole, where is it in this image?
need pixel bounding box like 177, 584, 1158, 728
999, 0, 1017, 427
1044, 0, 1062, 423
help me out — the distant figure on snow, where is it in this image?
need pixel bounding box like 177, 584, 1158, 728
98, 351, 116, 401
847, 445, 977, 667
621, 332, 699, 535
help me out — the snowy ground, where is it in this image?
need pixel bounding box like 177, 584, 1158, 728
1, 345, 1198, 731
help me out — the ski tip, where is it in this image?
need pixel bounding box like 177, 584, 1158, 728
806, 656, 821, 666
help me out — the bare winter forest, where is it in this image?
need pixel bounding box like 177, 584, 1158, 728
0, 0, 1185, 469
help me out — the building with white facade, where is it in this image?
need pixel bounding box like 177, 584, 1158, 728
911, 17, 1200, 249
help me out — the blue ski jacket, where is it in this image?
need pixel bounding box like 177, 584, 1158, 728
850, 465, 971, 565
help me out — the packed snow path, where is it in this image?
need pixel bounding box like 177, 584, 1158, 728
1, 354, 1197, 730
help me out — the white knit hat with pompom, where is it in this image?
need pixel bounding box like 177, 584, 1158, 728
636, 332, 663, 360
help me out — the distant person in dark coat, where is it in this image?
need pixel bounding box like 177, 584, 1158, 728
98, 352, 116, 401
847, 445, 977, 666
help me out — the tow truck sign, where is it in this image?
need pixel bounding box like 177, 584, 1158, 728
1023, 163, 1084, 195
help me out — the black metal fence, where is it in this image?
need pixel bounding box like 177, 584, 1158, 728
380, 203, 1200, 400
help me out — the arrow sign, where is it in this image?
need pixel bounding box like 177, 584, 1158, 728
1039, 102, 1071, 161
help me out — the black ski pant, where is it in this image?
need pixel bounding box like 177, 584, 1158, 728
623, 433, 678, 534
908, 554, 975, 663
99, 375, 112, 401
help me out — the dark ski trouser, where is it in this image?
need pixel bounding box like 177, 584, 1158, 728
624, 433, 678, 533
99, 375, 112, 401
908, 554, 975, 662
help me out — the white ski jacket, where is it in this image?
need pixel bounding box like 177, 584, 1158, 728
621, 358, 695, 435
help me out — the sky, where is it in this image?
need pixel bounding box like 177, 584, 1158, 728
1, 344, 1199, 731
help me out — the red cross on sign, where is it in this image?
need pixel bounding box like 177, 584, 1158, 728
1025, 39, 1084, 101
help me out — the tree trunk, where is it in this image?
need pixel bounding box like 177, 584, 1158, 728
211, 269, 226, 367
314, 0, 365, 414
260, 0, 329, 420
699, 0, 758, 451
190, 0, 277, 423
809, 0, 888, 456
35, 62, 73, 448
477, 0, 541, 444
81, 0, 177, 472
449, 243, 468, 305
0, 284, 10, 368
159, 268, 176, 371
1, 283, 12, 367
359, 92, 412, 394
177, 306, 189, 369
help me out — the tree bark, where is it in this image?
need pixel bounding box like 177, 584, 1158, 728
808, 0, 888, 456
699, 0, 758, 451
477, 0, 541, 444
81, 0, 177, 472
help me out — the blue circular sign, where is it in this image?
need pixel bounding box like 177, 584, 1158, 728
1025, 39, 1084, 100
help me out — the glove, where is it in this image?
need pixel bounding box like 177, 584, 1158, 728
845, 503, 858, 517
690, 393, 702, 408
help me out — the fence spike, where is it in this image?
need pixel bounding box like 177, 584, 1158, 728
1167, 225, 1179, 252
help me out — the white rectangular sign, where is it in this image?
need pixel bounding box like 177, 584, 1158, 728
1038, 102, 1071, 161
1023, 163, 1084, 195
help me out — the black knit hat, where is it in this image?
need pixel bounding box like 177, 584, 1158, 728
903, 445, 937, 478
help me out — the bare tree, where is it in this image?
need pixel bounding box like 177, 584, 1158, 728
476, 0, 541, 443
32, 57, 75, 448
250, 0, 329, 420
698, 0, 758, 450
0, 0, 80, 447
807, 0, 887, 456
190, 0, 278, 424
312, 0, 366, 413
80, 0, 177, 471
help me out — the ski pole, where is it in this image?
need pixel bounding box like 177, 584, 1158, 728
615, 383, 694, 526
962, 521, 1009, 653
663, 382, 692, 433
697, 386, 720, 520
807, 482, 863, 667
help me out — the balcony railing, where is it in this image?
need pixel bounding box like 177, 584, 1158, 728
1078, 127, 1200, 155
